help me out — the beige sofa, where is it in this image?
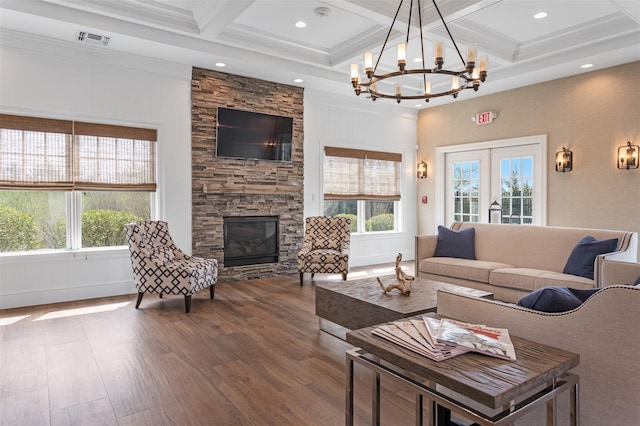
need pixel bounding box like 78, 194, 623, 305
436, 260, 640, 425
416, 222, 638, 302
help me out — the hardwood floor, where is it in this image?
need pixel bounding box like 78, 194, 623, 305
0, 263, 419, 426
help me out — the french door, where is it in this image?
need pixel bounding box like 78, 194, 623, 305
439, 135, 546, 226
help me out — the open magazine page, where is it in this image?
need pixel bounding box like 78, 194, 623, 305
436, 319, 517, 361
372, 324, 447, 360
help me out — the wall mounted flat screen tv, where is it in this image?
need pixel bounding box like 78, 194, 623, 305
216, 107, 293, 161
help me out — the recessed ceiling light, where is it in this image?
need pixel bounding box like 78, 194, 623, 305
413, 57, 422, 63
415, 104, 423, 108
295, 21, 306, 28
215, 62, 226, 67
534, 12, 548, 19
581, 63, 594, 69
293, 78, 303, 83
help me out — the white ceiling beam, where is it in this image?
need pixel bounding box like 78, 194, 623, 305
193, 0, 255, 39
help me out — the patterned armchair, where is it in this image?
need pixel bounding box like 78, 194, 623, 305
297, 216, 351, 286
124, 221, 218, 313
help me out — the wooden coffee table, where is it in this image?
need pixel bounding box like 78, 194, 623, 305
315, 277, 493, 337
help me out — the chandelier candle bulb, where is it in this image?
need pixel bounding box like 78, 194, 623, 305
466, 45, 477, 73
397, 43, 406, 70
424, 80, 431, 95
467, 46, 477, 63
479, 56, 488, 81
364, 52, 373, 77
350, 63, 359, 80
434, 41, 444, 68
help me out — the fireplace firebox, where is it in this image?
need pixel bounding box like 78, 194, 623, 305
223, 216, 279, 267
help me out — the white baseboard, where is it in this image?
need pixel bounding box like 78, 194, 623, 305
0, 280, 137, 310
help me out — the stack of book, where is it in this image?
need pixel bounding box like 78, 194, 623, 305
372, 316, 516, 362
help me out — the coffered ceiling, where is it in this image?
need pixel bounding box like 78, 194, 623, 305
1, 0, 639, 109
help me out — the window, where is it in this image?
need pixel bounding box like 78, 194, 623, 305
322, 147, 401, 233
0, 114, 156, 252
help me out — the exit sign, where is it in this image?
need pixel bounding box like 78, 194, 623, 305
475, 111, 494, 125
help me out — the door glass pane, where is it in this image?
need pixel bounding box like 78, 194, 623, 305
499, 156, 533, 224
452, 161, 480, 223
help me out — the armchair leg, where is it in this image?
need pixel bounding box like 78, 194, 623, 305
299, 272, 304, 286
159, 293, 163, 299
135, 292, 144, 309
210, 285, 215, 300
342, 273, 347, 281
185, 295, 192, 314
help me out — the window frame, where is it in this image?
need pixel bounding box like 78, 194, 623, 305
0, 114, 157, 253
322, 146, 403, 234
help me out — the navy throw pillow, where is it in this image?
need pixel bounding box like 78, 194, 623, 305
517, 286, 601, 313
434, 226, 476, 260
562, 236, 618, 280
634, 275, 640, 286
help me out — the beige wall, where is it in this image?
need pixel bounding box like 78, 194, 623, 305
417, 62, 640, 253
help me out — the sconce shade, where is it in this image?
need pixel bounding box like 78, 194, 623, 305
618, 141, 639, 169
489, 198, 502, 224
417, 161, 428, 179
555, 147, 572, 172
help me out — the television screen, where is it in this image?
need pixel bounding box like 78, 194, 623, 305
216, 107, 293, 161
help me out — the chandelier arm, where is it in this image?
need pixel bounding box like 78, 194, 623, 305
432, 0, 466, 68
368, 85, 470, 101
373, 0, 406, 75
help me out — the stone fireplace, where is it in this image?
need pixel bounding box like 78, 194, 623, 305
191, 68, 304, 281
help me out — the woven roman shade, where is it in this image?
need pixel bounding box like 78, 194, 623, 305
74, 122, 157, 191
0, 114, 156, 192
323, 147, 402, 201
0, 114, 74, 190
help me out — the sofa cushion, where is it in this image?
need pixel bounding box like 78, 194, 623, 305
517, 286, 601, 313
434, 226, 476, 260
563, 236, 618, 279
421, 258, 513, 283
490, 268, 594, 292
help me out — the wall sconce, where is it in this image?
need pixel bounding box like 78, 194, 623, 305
417, 161, 428, 179
618, 141, 639, 169
555, 147, 573, 172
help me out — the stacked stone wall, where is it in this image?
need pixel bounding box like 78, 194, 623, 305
191, 68, 304, 281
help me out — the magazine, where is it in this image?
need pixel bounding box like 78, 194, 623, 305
436, 319, 517, 361
371, 316, 516, 362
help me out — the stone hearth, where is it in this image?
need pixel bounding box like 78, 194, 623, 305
191, 68, 304, 281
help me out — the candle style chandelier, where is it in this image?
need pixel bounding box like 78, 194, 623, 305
350, 0, 488, 103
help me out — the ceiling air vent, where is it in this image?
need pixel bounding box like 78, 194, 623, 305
77, 31, 111, 46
